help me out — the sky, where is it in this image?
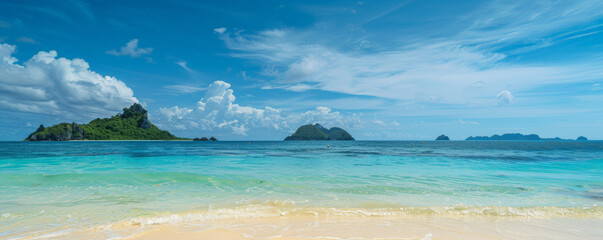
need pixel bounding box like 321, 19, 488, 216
0, 0, 602, 140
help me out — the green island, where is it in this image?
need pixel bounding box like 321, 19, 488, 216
284, 123, 354, 140
25, 104, 186, 141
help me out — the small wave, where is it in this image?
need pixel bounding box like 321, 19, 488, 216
124, 204, 603, 226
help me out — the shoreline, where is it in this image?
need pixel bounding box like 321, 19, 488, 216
9, 205, 602, 239
23, 214, 602, 240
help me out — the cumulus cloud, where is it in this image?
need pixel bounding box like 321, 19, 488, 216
0, 43, 137, 117
496, 90, 514, 104
159, 106, 192, 121
107, 39, 153, 57
158, 80, 357, 135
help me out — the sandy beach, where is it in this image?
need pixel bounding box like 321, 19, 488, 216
44, 214, 602, 240
125, 217, 601, 240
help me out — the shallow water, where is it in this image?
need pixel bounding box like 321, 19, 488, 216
0, 140, 601, 239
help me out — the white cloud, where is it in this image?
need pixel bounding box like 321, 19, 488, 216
158, 80, 358, 135
0, 43, 137, 117
214, 27, 226, 34
159, 106, 192, 121
107, 39, 153, 57
216, 1, 603, 107
175, 60, 192, 72
220, 29, 598, 106
496, 90, 514, 104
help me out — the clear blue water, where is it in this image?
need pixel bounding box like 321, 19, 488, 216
0, 140, 601, 237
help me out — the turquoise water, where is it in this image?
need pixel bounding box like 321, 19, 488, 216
0, 140, 602, 238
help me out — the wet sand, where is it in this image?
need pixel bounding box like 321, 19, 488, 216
53, 215, 602, 240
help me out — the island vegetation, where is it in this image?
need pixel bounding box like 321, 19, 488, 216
284, 123, 354, 140
25, 104, 185, 141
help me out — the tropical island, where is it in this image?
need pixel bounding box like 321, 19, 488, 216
25, 104, 184, 141
436, 135, 450, 140
284, 123, 354, 140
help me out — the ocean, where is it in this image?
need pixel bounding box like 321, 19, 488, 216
0, 140, 601, 239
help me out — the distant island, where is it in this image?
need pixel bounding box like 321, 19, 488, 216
193, 137, 218, 141
466, 133, 587, 141
284, 123, 354, 140
25, 104, 184, 141
466, 133, 541, 141
576, 136, 588, 141
436, 135, 450, 140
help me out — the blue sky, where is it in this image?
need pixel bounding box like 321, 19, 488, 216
0, 0, 602, 140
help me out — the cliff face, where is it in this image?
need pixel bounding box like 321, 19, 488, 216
25, 103, 181, 141
26, 123, 84, 141
284, 123, 354, 140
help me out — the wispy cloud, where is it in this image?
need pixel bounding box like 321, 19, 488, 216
15, 37, 36, 44
107, 39, 153, 57
163, 84, 205, 94
458, 119, 479, 125
0, 20, 10, 28
217, 1, 603, 107
175, 60, 193, 72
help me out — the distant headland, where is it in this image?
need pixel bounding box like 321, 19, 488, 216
284, 123, 354, 140
465, 133, 588, 141
25, 104, 185, 141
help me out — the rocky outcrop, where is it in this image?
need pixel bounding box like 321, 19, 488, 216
576, 136, 588, 141
193, 137, 218, 141
122, 103, 147, 118
284, 123, 354, 140
140, 116, 150, 129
